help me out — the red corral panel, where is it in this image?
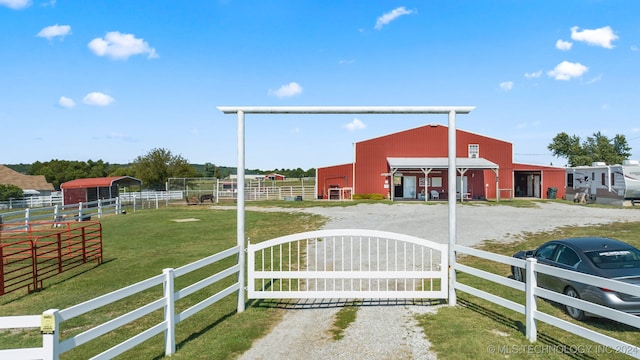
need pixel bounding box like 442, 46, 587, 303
316, 163, 353, 199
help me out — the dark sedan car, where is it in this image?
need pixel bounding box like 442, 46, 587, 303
511, 237, 640, 320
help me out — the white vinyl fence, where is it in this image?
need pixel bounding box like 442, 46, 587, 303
453, 245, 640, 358
0, 194, 63, 209
0, 246, 241, 360
2, 229, 639, 358
0, 198, 122, 231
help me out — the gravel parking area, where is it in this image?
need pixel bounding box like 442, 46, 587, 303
237, 202, 640, 360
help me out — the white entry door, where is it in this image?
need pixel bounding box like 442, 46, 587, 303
403, 176, 416, 199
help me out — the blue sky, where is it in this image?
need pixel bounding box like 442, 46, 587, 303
2, 0, 639, 170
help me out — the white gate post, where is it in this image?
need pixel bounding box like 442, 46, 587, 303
41, 309, 60, 360
447, 110, 458, 306
163, 268, 176, 355
236, 110, 246, 313
525, 257, 537, 342
98, 199, 103, 219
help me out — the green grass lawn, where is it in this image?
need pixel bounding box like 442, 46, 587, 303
2, 200, 639, 359
0, 206, 325, 360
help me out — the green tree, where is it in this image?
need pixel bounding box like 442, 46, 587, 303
548, 131, 632, 167
203, 162, 220, 178
0, 184, 24, 200
131, 148, 197, 190
29, 159, 113, 189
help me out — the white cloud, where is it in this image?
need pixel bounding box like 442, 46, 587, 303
547, 61, 588, 80
338, 59, 356, 65
631, 45, 638, 52
268, 82, 303, 98
37, 24, 71, 40
83, 92, 115, 106
499, 81, 513, 91
0, 0, 31, 9
570, 26, 618, 49
555, 39, 572, 51
524, 70, 542, 79
375, 7, 414, 30
343, 118, 366, 131
88, 31, 158, 60
58, 96, 75, 108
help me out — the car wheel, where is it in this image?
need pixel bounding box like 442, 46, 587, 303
564, 287, 586, 321
512, 266, 523, 282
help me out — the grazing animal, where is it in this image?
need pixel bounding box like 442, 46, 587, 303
199, 194, 215, 203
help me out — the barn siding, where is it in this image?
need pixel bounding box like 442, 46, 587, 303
355, 125, 513, 199
316, 163, 353, 199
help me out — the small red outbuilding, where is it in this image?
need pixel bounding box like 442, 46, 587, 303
60, 176, 142, 205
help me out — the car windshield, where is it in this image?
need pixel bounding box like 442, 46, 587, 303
585, 248, 640, 269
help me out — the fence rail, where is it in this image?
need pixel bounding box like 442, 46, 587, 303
453, 244, 640, 358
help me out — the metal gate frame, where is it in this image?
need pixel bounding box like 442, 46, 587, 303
247, 229, 448, 300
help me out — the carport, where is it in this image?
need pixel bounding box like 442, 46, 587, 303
386, 157, 499, 202
61, 176, 142, 205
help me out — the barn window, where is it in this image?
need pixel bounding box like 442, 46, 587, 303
468, 144, 479, 158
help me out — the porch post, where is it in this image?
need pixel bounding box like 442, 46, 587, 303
236, 110, 246, 313
447, 110, 457, 306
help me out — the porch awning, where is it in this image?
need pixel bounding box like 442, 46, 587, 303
387, 157, 499, 171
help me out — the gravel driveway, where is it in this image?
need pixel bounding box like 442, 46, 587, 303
237, 202, 640, 360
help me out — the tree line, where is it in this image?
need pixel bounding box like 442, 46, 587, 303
6, 148, 317, 191
4, 131, 633, 195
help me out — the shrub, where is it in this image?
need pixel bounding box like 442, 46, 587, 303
352, 193, 385, 200
0, 184, 24, 201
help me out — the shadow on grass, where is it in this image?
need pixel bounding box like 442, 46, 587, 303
0, 259, 114, 306
251, 297, 445, 309
459, 298, 601, 360
154, 309, 238, 360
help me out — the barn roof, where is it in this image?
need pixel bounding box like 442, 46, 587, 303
0, 164, 55, 191
387, 157, 499, 170
61, 176, 142, 189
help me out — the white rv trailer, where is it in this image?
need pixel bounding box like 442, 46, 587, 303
566, 160, 640, 206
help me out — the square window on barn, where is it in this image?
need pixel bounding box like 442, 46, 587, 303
468, 144, 479, 158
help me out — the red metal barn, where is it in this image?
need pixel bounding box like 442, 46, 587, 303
316, 124, 565, 201
513, 163, 566, 200
316, 163, 354, 199
61, 176, 142, 205
264, 173, 286, 181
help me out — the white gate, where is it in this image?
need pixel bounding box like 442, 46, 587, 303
247, 229, 448, 299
